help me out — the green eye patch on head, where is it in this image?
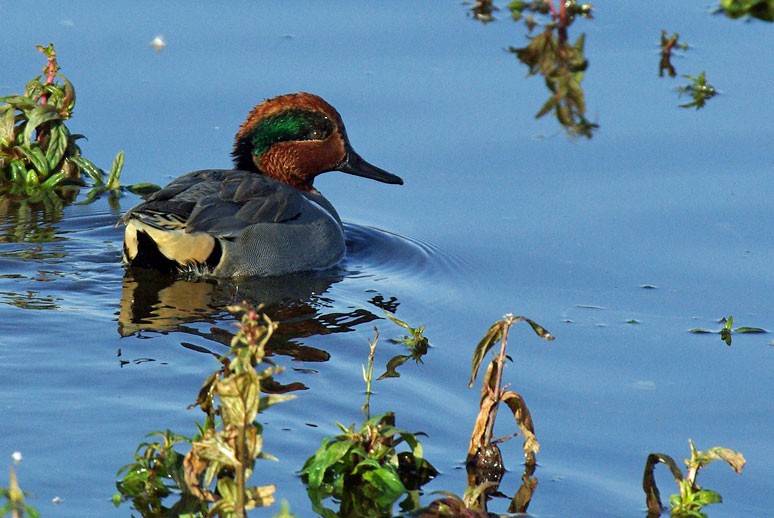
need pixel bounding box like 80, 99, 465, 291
250, 109, 334, 157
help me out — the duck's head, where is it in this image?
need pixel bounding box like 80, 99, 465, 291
232, 92, 403, 191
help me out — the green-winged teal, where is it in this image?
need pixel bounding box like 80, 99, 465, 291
119, 92, 403, 277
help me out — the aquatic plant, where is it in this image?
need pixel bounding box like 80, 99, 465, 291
465, 313, 553, 513
643, 439, 746, 517
0, 453, 39, 518
468, 1, 596, 138
0, 44, 157, 205
301, 412, 436, 517
677, 72, 717, 109
507, 1, 596, 138
688, 315, 768, 346
659, 31, 690, 78
717, 0, 774, 21
115, 302, 294, 517
301, 327, 437, 517
378, 311, 430, 380
113, 430, 206, 515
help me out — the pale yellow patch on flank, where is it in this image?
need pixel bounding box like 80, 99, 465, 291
125, 220, 216, 266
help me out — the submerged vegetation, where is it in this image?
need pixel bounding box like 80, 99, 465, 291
5, 305, 750, 516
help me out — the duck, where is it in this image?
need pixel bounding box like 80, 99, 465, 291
119, 92, 403, 277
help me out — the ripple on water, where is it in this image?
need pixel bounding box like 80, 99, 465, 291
343, 223, 468, 281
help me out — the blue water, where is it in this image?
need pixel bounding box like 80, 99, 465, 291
1, 2, 772, 517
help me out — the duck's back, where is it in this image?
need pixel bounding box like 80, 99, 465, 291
121, 169, 346, 277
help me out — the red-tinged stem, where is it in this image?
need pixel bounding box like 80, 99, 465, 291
662, 33, 679, 57
40, 52, 57, 106
547, 0, 569, 46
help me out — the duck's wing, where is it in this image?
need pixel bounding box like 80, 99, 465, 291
120, 170, 310, 272
121, 170, 306, 238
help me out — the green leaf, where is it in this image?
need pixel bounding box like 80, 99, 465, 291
523, 316, 555, 340
469, 321, 503, 387
61, 74, 76, 112
0, 107, 15, 141
362, 467, 406, 506
17, 146, 49, 176
41, 171, 68, 189
68, 155, 103, 184
734, 326, 767, 334
216, 477, 237, 503
692, 488, 722, 506
535, 96, 557, 119
301, 439, 353, 487
126, 182, 161, 195
45, 124, 68, 172
378, 354, 410, 380
23, 104, 61, 143
105, 150, 124, 190
216, 370, 260, 425
384, 311, 412, 331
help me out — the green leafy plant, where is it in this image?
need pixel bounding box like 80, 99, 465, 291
689, 315, 768, 346
717, 0, 774, 21
0, 44, 157, 204
465, 313, 553, 514
115, 303, 294, 517
677, 72, 717, 109
378, 312, 430, 380
507, 1, 597, 138
113, 430, 206, 515
301, 412, 436, 517
467, 1, 596, 138
643, 439, 746, 517
302, 327, 436, 517
1, 454, 40, 518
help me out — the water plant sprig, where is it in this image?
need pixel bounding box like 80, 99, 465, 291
0, 453, 40, 518
507, 1, 597, 138
643, 439, 746, 517
466, 313, 553, 513
677, 72, 717, 109
113, 430, 205, 515
300, 412, 436, 517
302, 328, 436, 517
114, 303, 294, 517
717, 0, 774, 21
0, 44, 157, 204
378, 312, 430, 380
659, 31, 690, 78
689, 315, 768, 346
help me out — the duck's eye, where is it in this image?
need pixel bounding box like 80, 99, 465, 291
307, 128, 325, 140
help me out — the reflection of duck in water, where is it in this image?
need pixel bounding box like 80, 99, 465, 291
119, 92, 403, 277
116, 267, 344, 337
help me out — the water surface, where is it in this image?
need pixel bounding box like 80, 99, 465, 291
1, 2, 772, 517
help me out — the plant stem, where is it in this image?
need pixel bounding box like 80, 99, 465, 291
39, 47, 57, 106
234, 422, 246, 517
483, 320, 511, 445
